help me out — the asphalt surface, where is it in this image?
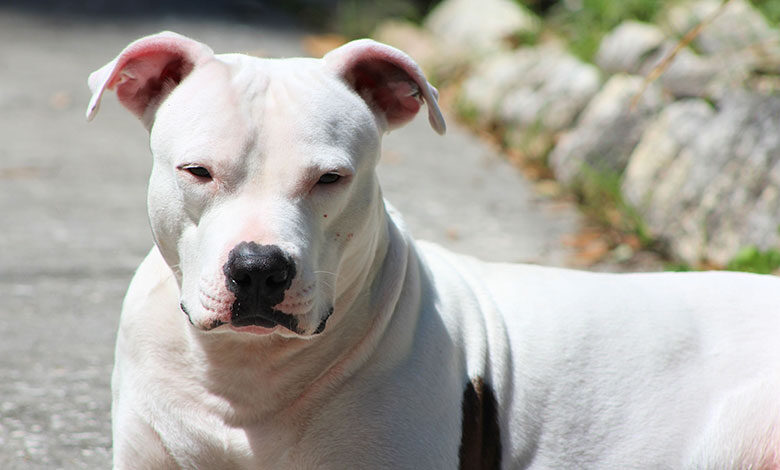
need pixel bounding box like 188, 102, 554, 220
0, 7, 581, 468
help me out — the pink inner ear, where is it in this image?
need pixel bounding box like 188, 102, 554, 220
349, 59, 423, 130
322, 39, 445, 134
87, 32, 213, 123
115, 53, 193, 119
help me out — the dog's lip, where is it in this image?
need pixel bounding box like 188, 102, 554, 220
227, 323, 280, 335
231, 308, 299, 332
224, 306, 333, 336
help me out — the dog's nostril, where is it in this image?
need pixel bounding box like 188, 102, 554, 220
265, 271, 288, 288
232, 272, 252, 288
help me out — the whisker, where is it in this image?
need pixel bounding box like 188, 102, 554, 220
313, 270, 338, 277
314, 271, 341, 290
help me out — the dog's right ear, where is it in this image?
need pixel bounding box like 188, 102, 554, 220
86, 31, 213, 128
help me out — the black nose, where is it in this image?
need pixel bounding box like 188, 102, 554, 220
223, 242, 296, 315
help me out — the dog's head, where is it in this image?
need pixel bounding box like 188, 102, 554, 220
88, 32, 444, 337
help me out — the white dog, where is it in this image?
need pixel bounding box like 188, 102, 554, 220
88, 32, 780, 469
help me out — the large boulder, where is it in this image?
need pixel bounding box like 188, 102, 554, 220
663, 0, 780, 90
498, 46, 601, 132
549, 74, 665, 184
458, 45, 600, 158
595, 18, 756, 100
596, 21, 666, 75
458, 50, 532, 125
646, 44, 732, 99
460, 46, 600, 116
623, 92, 780, 265
622, 100, 715, 262
425, 0, 540, 61
665, 0, 780, 58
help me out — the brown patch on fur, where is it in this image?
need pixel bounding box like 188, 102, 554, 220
459, 377, 501, 470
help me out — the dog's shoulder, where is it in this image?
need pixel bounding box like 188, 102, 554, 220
122, 246, 178, 315
118, 246, 185, 357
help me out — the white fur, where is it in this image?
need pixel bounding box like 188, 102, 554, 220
90, 34, 780, 469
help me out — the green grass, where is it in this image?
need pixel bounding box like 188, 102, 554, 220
661, 245, 780, 274
726, 245, 780, 274
507, 28, 542, 48
665, 262, 695, 272
539, 0, 672, 62
752, 0, 780, 26
573, 163, 654, 246
455, 98, 482, 127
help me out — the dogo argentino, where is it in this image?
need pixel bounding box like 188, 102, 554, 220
88, 32, 780, 469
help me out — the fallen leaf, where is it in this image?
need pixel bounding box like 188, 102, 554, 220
302, 34, 348, 58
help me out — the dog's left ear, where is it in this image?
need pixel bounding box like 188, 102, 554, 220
324, 39, 446, 135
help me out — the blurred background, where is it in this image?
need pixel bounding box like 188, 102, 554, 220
0, 0, 778, 467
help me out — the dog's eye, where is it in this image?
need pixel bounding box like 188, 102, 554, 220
182, 166, 212, 180
317, 173, 341, 185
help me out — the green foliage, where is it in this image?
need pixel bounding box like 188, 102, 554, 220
456, 99, 481, 127
573, 163, 653, 246
543, 0, 671, 61
665, 262, 694, 272
752, 0, 780, 26
508, 28, 541, 48
726, 245, 780, 274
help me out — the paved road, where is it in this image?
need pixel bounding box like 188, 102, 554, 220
0, 8, 581, 469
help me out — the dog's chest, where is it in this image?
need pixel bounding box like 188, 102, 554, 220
162, 412, 307, 469
223, 423, 300, 469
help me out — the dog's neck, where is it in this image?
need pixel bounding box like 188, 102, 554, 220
183, 192, 416, 424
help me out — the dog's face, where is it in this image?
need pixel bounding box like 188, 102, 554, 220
147, 56, 384, 336
88, 32, 445, 337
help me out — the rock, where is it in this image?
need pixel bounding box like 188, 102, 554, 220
665, 0, 780, 57
596, 21, 666, 75
623, 92, 780, 265
458, 45, 600, 158
499, 46, 601, 158
458, 49, 533, 125
592, 2, 780, 99
659, 0, 780, 96
499, 46, 601, 131
698, 92, 780, 264
549, 74, 665, 185
643, 43, 737, 99
372, 20, 455, 81
623, 99, 715, 211
595, 18, 753, 99
622, 99, 715, 263
425, 0, 540, 59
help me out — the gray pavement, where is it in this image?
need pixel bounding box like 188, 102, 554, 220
0, 9, 581, 469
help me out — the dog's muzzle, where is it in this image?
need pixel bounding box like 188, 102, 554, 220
223, 241, 301, 332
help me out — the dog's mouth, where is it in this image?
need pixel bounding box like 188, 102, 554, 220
230, 305, 300, 332
228, 304, 333, 336
182, 301, 333, 336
